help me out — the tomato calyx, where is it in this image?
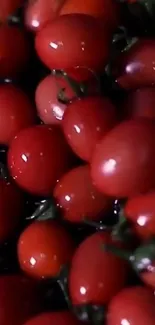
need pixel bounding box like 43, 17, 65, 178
27, 197, 59, 221
74, 304, 106, 325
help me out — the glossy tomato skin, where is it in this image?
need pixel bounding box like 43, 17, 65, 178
0, 178, 24, 243
122, 87, 155, 120
91, 119, 155, 198
60, 0, 119, 31
114, 40, 155, 90
69, 231, 128, 305
0, 275, 41, 325
54, 165, 112, 223
35, 14, 110, 71
107, 286, 155, 325
23, 311, 82, 325
0, 0, 22, 22
18, 220, 74, 279
0, 25, 30, 78
0, 84, 36, 145
8, 125, 73, 196
62, 96, 117, 161
25, 0, 65, 33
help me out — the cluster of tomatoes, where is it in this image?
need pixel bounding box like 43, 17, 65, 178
1, 0, 155, 325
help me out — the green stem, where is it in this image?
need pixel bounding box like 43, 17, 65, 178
103, 244, 132, 261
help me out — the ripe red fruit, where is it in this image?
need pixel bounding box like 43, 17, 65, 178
0, 84, 36, 145
0, 25, 30, 78
35, 14, 110, 71
0, 0, 22, 22
23, 311, 82, 325
107, 286, 155, 325
62, 96, 117, 161
69, 231, 128, 305
0, 275, 41, 325
0, 178, 23, 243
8, 125, 73, 196
54, 164, 112, 223
18, 220, 74, 279
25, 0, 65, 32
91, 119, 155, 198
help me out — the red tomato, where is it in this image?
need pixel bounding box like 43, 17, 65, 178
0, 275, 41, 325
114, 39, 155, 90
107, 286, 155, 325
122, 87, 155, 120
54, 164, 112, 223
91, 119, 155, 198
60, 0, 119, 31
0, 84, 36, 145
35, 14, 110, 72
0, 178, 23, 243
18, 220, 74, 279
8, 125, 73, 196
0, 0, 22, 22
0, 25, 30, 78
62, 96, 117, 161
69, 231, 128, 305
25, 0, 65, 32
125, 192, 155, 240
23, 311, 82, 325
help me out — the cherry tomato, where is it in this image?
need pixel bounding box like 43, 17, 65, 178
0, 178, 24, 243
8, 125, 73, 196
69, 231, 128, 305
62, 96, 117, 161
25, 0, 65, 32
107, 286, 155, 325
0, 0, 22, 22
18, 220, 74, 279
114, 39, 155, 90
23, 311, 82, 325
91, 119, 155, 198
60, 0, 119, 31
0, 275, 41, 325
0, 84, 36, 145
122, 87, 155, 120
35, 14, 110, 72
54, 165, 112, 223
0, 25, 30, 78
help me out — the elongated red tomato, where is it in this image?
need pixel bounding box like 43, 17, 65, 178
23, 311, 82, 325
62, 96, 117, 161
114, 39, 155, 89
54, 165, 112, 223
35, 14, 110, 71
122, 87, 155, 120
0, 0, 22, 22
69, 231, 128, 305
18, 220, 74, 279
25, 0, 65, 32
8, 125, 73, 196
107, 286, 155, 325
91, 119, 155, 198
0, 84, 36, 145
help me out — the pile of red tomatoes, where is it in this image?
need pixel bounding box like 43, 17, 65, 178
1, 0, 155, 325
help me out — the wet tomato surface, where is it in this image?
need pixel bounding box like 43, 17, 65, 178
23, 311, 82, 325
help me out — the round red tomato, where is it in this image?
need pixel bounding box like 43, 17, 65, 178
23, 311, 82, 325
0, 178, 23, 243
91, 119, 155, 198
114, 39, 155, 90
62, 96, 117, 161
122, 87, 155, 120
107, 286, 155, 325
0, 25, 30, 78
125, 192, 155, 240
0, 0, 22, 22
7, 125, 73, 196
0, 275, 41, 325
0, 84, 36, 145
25, 0, 65, 32
18, 220, 74, 279
69, 231, 128, 305
35, 14, 110, 72
54, 164, 112, 223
